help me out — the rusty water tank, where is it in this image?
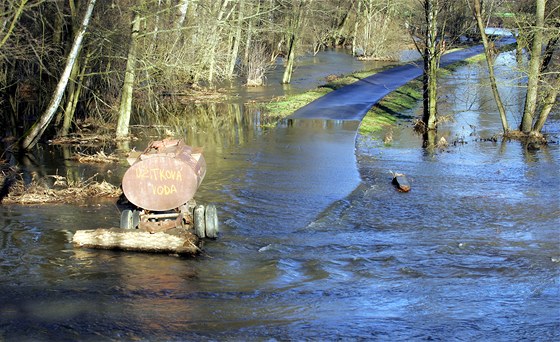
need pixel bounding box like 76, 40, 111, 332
121, 139, 206, 211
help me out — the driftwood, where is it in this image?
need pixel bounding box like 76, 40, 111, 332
392, 172, 411, 192
72, 228, 200, 255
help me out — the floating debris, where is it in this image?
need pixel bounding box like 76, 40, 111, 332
391, 171, 411, 192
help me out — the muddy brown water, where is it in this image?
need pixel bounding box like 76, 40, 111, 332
1, 51, 559, 340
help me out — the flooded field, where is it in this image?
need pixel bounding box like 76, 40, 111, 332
1, 51, 559, 340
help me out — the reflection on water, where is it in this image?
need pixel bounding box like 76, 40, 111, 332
1, 54, 559, 340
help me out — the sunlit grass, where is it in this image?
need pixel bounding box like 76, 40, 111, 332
264, 88, 332, 117
262, 70, 379, 118
358, 79, 422, 135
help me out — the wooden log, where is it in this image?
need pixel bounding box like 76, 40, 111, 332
72, 227, 200, 255
392, 173, 411, 192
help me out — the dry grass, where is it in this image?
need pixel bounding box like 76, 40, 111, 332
49, 134, 113, 145
1, 173, 122, 205
67, 151, 119, 163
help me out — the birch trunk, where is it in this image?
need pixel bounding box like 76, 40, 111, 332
21, 0, 96, 150
116, 12, 141, 139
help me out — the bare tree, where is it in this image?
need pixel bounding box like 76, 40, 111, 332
473, 0, 509, 134
520, 0, 545, 133
21, 0, 96, 150
353, 0, 403, 60
0, 0, 29, 51
474, 0, 558, 136
116, 11, 141, 139
422, 0, 440, 132
282, 0, 309, 84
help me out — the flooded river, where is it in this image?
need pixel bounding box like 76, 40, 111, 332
1, 51, 559, 340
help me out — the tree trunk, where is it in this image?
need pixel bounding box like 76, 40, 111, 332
116, 12, 141, 139
61, 52, 89, 137
208, 0, 231, 84
72, 228, 200, 255
0, 0, 28, 51
282, 0, 307, 84
243, 0, 258, 63
57, 61, 80, 133
422, 0, 438, 131
52, 2, 64, 47
228, 0, 244, 77
520, 0, 545, 133
532, 73, 559, 133
20, 0, 96, 150
333, 0, 353, 46
352, 0, 361, 56
55, 58, 80, 127
473, 0, 509, 134
282, 34, 297, 84
175, 0, 190, 30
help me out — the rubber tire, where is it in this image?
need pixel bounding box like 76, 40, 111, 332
193, 205, 206, 238
131, 210, 140, 229
204, 204, 219, 239
120, 209, 133, 229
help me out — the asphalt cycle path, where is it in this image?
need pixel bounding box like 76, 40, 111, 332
289, 41, 513, 122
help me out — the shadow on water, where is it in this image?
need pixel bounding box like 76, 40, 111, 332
1, 51, 559, 340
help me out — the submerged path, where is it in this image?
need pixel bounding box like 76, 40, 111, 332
289, 44, 490, 121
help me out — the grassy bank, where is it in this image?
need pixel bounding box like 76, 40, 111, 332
358, 79, 422, 135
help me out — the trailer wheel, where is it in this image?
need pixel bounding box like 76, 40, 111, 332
131, 210, 140, 229
193, 205, 206, 238
120, 209, 140, 229
120, 210, 132, 229
205, 204, 219, 238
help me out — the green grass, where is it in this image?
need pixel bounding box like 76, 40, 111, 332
262, 70, 379, 118
264, 88, 332, 118
358, 79, 422, 135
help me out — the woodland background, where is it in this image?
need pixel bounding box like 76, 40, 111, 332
0, 0, 557, 149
